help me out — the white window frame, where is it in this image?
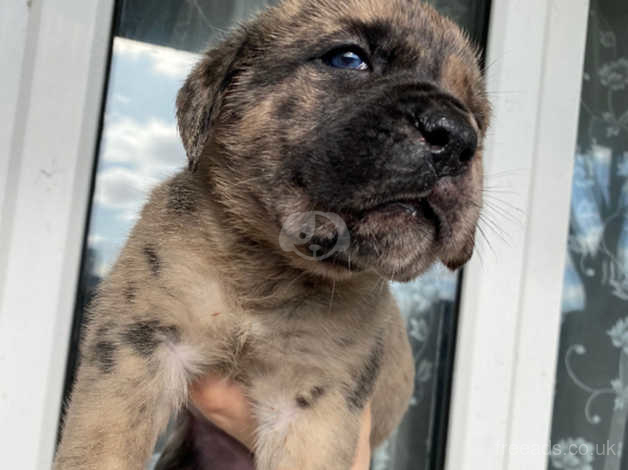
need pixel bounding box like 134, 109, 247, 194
446, 1, 591, 470
0, 1, 115, 468
0, 0, 592, 469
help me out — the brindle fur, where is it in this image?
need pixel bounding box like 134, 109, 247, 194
54, 0, 490, 469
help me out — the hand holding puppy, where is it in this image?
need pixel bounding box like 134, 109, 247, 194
190, 374, 372, 470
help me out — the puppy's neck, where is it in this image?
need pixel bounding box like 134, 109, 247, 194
186, 168, 383, 312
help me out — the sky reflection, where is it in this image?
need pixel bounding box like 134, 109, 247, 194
89, 39, 198, 276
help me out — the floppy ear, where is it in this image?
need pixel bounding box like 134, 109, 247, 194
176, 33, 247, 171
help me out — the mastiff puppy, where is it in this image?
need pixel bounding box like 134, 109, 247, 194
55, 0, 490, 468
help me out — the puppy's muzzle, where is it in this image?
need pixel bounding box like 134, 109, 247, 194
289, 84, 479, 214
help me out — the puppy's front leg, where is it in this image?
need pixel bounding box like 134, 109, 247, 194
54, 320, 201, 470
251, 374, 362, 470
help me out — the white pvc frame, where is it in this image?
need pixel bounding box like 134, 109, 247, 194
0, 1, 114, 468
446, 1, 591, 470
0, 0, 592, 469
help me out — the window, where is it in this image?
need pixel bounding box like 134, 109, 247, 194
548, 1, 628, 469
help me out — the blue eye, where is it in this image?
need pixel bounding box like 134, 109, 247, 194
326, 50, 369, 71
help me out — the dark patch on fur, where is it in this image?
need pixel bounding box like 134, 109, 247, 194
296, 386, 326, 409
122, 320, 180, 357
143, 245, 161, 276
335, 336, 356, 348
311, 385, 326, 399
346, 337, 384, 411
124, 281, 137, 302
296, 395, 311, 408
344, 19, 395, 56
275, 95, 299, 121
92, 341, 116, 374
167, 180, 197, 214
94, 324, 110, 339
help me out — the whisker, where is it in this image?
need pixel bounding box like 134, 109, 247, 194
484, 90, 524, 96
485, 168, 530, 179
475, 222, 496, 258
482, 200, 525, 227
478, 214, 511, 247
482, 195, 525, 212
482, 186, 518, 195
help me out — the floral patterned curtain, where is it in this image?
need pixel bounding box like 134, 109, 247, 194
549, 1, 628, 469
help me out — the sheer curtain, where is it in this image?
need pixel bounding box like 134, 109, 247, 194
548, 1, 628, 469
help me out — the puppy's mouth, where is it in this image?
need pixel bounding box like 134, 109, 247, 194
292, 176, 481, 280
352, 186, 440, 223
362, 194, 436, 217
359, 196, 441, 230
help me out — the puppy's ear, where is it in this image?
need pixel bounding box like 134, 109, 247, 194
176, 33, 247, 171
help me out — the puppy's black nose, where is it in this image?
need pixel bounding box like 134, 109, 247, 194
416, 108, 478, 177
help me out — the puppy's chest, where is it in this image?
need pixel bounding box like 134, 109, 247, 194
239, 295, 389, 385
178, 269, 390, 390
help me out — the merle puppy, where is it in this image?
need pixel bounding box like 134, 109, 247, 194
54, 0, 490, 468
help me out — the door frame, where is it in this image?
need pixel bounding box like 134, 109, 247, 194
0, 1, 115, 468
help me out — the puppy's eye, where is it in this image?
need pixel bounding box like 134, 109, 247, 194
324, 49, 369, 71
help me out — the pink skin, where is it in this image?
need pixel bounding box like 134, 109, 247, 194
190, 374, 372, 470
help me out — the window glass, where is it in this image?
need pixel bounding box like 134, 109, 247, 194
65, 1, 491, 469
548, 1, 628, 469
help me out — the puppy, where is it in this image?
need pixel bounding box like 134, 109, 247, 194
54, 0, 490, 469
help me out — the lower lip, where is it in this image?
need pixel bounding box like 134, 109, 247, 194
360, 198, 441, 228
365, 199, 426, 217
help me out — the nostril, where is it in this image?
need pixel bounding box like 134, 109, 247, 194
424, 127, 450, 152
460, 147, 474, 163
416, 118, 451, 152
460, 129, 478, 163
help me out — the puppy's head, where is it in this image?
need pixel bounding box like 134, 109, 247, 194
177, 0, 490, 282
